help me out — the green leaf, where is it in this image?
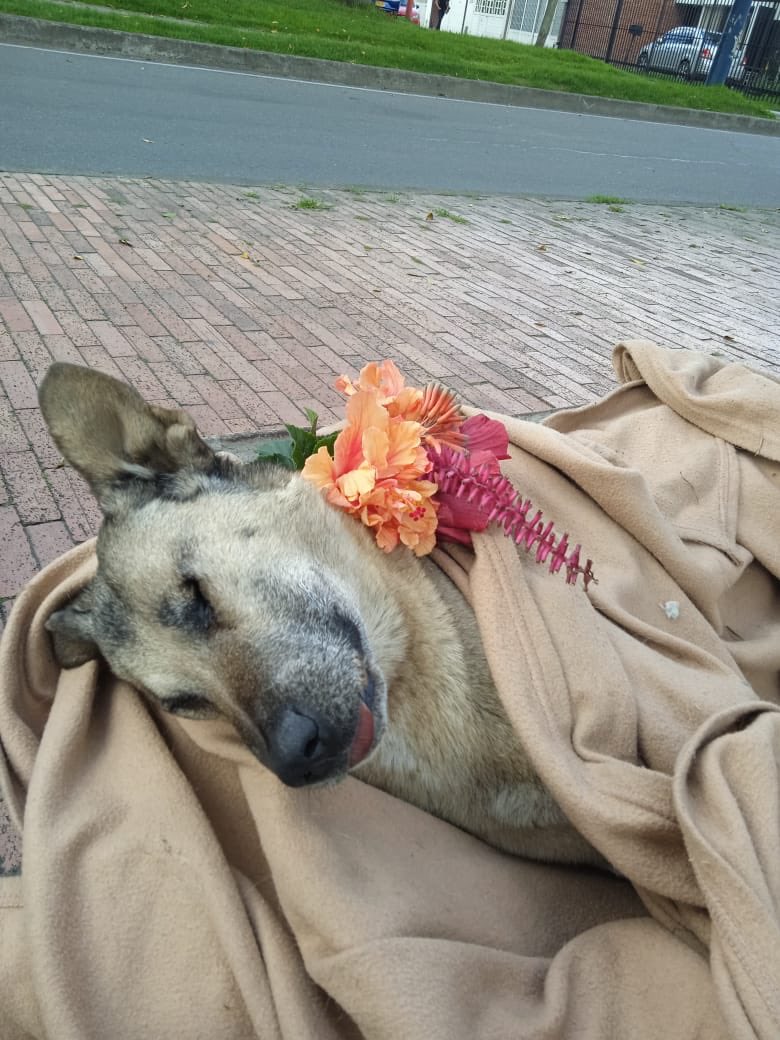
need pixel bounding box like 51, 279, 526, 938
257, 452, 297, 470
313, 431, 339, 455
256, 436, 295, 469
285, 424, 320, 470
256, 422, 338, 472
303, 407, 319, 435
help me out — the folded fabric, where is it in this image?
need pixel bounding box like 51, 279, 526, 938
1, 341, 777, 1039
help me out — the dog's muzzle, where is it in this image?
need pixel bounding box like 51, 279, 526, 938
266, 676, 377, 787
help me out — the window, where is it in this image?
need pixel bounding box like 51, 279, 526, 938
474, 0, 508, 14
510, 0, 564, 35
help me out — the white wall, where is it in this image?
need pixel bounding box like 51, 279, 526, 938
431, 0, 562, 44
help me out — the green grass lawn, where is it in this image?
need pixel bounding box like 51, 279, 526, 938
2, 0, 773, 117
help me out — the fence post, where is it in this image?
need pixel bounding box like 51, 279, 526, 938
604, 0, 625, 61
569, 0, 585, 49
705, 0, 752, 85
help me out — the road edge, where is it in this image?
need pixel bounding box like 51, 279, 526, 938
1, 13, 778, 137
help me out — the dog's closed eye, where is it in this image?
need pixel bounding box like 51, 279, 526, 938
183, 576, 216, 630
163, 692, 215, 718
159, 577, 216, 633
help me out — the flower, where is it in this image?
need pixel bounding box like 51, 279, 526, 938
336, 362, 465, 451
302, 388, 438, 556
428, 445, 595, 587
335, 360, 405, 404
298, 359, 595, 587
460, 414, 510, 470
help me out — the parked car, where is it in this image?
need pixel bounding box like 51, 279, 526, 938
637, 27, 746, 81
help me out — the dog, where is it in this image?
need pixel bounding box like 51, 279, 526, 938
38, 362, 601, 867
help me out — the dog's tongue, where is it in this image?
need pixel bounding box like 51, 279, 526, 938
348, 702, 375, 767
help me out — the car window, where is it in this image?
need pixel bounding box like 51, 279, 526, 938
704, 32, 722, 43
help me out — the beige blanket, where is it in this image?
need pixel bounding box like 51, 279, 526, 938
1, 342, 778, 1039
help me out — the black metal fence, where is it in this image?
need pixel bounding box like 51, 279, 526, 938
558, 0, 780, 102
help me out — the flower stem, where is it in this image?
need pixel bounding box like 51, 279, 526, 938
431, 447, 596, 588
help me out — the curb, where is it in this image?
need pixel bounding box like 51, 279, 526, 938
1, 13, 778, 137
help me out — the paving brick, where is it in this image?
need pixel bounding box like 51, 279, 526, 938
8, 272, 42, 301
260, 390, 306, 425
123, 302, 168, 337
0, 451, 60, 523
0, 300, 35, 334
45, 466, 101, 542
147, 361, 204, 405
0, 505, 38, 597
113, 357, 167, 400
0, 329, 19, 364
184, 404, 230, 436
91, 294, 136, 327
187, 375, 246, 420
0, 361, 38, 409
16, 408, 61, 468
121, 326, 167, 363
42, 334, 83, 365
89, 321, 135, 357
221, 380, 279, 427
67, 288, 106, 321
27, 520, 77, 568
220, 326, 272, 361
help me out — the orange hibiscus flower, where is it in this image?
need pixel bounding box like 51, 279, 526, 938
302, 387, 438, 556
335, 361, 465, 452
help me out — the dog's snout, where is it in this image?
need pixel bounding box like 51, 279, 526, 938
267, 707, 343, 787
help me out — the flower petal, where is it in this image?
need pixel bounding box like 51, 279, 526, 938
462, 414, 510, 468
337, 464, 376, 501
358, 360, 406, 401
362, 426, 389, 471
301, 445, 335, 488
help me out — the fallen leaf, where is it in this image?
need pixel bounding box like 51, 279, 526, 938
118, 238, 133, 247
630, 258, 645, 266
425, 212, 434, 221
142, 138, 154, 144
723, 334, 735, 341
240, 251, 250, 259
536, 244, 547, 251
73, 254, 84, 261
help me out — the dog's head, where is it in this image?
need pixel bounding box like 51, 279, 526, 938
38, 363, 404, 787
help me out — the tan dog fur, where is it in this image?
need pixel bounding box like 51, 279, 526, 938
39, 363, 600, 867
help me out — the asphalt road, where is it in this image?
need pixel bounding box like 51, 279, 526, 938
1, 42, 779, 205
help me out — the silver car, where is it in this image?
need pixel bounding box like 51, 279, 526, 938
637, 27, 745, 80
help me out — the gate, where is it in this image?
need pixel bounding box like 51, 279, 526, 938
558, 0, 780, 102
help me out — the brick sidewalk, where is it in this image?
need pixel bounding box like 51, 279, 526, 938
1, 172, 779, 624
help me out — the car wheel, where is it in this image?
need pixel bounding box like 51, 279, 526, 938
677, 58, 691, 79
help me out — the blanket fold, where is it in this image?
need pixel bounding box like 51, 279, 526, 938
1, 341, 778, 1039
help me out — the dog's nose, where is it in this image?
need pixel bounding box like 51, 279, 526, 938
266, 707, 343, 787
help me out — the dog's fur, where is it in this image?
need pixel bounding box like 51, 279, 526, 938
39, 363, 600, 866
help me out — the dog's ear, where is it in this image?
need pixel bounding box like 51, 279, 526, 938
39, 363, 214, 512
45, 587, 99, 668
